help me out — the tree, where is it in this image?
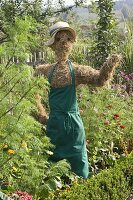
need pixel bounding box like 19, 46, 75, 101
90, 0, 117, 68
0, 0, 86, 46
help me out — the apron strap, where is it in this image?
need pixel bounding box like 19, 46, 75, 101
68, 60, 75, 86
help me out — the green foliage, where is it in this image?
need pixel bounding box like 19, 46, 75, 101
0, 0, 47, 24
0, 2, 133, 199
70, 45, 89, 65
41, 40, 92, 65
78, 86, 133, 174
118, 18, 133, 73
54, 153, 133, 200
90, 0, 117, 68
42, 48, 55, 64
0, 0, 86, 34
0, 16, 71, 199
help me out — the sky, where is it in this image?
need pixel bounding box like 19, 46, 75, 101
43, 0, 117, 7
65, 0, 93, 5
42, 0, 95, 6
64, 0, 118, 6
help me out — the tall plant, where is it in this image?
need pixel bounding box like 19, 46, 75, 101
120, 18, 133, 73
90, 0, 117, 68
0, 16, 70, 199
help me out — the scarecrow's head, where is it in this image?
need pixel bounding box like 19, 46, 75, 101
45, 22, 76, 62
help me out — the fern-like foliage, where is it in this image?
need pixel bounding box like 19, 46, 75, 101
0, 16, 71, 199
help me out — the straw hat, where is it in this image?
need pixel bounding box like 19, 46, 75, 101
45, 21, 76, 46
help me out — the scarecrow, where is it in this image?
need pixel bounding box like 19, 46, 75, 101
34, 22, 122, 179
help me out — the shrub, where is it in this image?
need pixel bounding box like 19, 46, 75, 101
53, 152, 133, 200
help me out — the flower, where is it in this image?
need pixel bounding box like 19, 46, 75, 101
21, 141, 27, 149
79, 109, 84, 114
86, 140, 90, 144
106, 104, 113, 109
119, 125, 126, 129
8, 149, 16, 155
9, 191, 32, 200
12, 166, 17, 172
113, 114, 120, 120
129, 72, 133, 79
120, 71, 133, 82
104, 120, 110, 125
16, 191, 32, 200
2, 144, 8, 149
120, 71, 126, 77
124, 75, 130, 81
99, 112, 106, 116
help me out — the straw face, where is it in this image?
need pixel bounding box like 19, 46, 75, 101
45, 21, 76, 46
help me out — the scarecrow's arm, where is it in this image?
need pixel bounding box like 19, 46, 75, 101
74, 54, 122, 87
35, 94, 48, 125
33, 64, 50, 125
34, 64, 51, 77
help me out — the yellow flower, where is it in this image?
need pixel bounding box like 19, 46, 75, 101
12, 166, 17, 172
21, 141, 27, 149
2, 144, 8, 149
8, 149, 16, 155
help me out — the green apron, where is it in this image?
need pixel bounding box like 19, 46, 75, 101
46, 60, 89, 178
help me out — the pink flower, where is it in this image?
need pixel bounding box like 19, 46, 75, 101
104, 120, 110, 125
16, 191, 32, 200
120, 71, 126, 77
128, 72, 133, 79
119, 125, 126, 129
124, 75, 130, 81
113, 114, 120, 120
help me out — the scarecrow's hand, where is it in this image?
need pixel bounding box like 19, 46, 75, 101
74, 54, 122, 87
35, 94, 48, 125
38, 114, 48, 125
98, 54, 122, 86
103, 54, 122, 69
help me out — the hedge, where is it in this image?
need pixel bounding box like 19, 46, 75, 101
0, 153, 132, 200
53, 153, 133, 200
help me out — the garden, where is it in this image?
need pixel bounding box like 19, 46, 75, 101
0, 0, 133, 200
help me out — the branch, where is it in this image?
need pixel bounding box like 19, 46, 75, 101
5, 55, 15, 68
0, 110, 24, 141
0, 36, 8, 44
0, 70, 24, 90
0, 50, 17, 77
0, 86, 34, 119
0, 79, 20, 103
39, 4, 76, 19
0, 156, 15, 169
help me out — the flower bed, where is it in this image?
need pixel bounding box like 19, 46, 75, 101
52, 153, 133, 200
